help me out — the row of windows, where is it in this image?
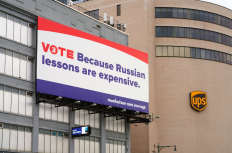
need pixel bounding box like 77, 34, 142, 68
75, 136, 100, 153
156, 26, 232, 47
39, 103, 69, 123
106, 139, 126, 153
75, 110, 100, 129
0, 48, 34, 81
0, 84, 33, 116
0, 123, 32, 152
106, 116, 125, 133
155, 7, 232, 30
39, 129, 69, 153
156, 46, 232, 65
0, 11, 34, 47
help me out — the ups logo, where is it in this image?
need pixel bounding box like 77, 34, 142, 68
190, 91, 207, 112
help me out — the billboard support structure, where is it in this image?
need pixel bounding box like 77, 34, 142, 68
36, 92, 152, 124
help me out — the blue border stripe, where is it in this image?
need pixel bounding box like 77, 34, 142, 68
37, 79, 149, 113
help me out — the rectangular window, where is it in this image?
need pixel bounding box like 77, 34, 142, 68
155, 8, 161, 18
205, 30, 209, 41
191, 48, 196, 58
190, 10, 194, 19
28, 24, 34, 47
196, 48, 201, 59
173, 8, 178, 18
204, 12, 209, 22
5, 55, 13, 76
184, 28, 189, 38
230, 19, 232, 29
168, 46, 173, 56
168, 27, 173, 37
179, 47, 185, 57
156, 27, 162, 37
215, 51, 219, 61
14, 18, 21, 42
7, 15, 14, 40
226, 18, 229, 27
173, 27, 178, 37
213, 14, 218, 24
214, 32, 218, 42
226, 36, 230, 46
230, 37, 232, 47
185, 47, 191, 57
222, 34, 226, 45
161, 8, 166, 18
194, 10, 200, 20
174, 47, 179, 57
227, 54, 231, 64
206, 50, 211, 60
219, 52, 223, 62
210, 31, 214, 42
195, 29, 200, 39
211, 50, 215, 60
218, 34, 222, 43
201, 49, 205, 59
200, 30, 205, 40
200, 11, 204, 21
218, 15, 221, 25
183, 9, 189, 19
209, 13, 214, 23
0, 12, 7, 37
21, 22, 28, 45
163, 46, 168, 56
221, 16, 225, 26
161, 27, 167, 37
117, 4, 121, 16
178, 8, 184, 18
223, 53, 227, 63
190, 28, 195, 39
179, 27, 184, 37
167, 8, 173, 18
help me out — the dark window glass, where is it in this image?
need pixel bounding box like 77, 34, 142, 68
15, 17, 21, 24
226, 18, 229, 27
3, 124, 10, 129
230, 37, 232, 47
161, 8, 166, 18
211, 50, 215, 60
218, 15, 221, 25
20, 90, 26, 95
179, 27, 184, 37
200, 11, 204, 21
21, 20, 27, 26
26, 127, 32, 132
209, 13, 214, 23
215, 51, 219, 61
201, 49, 205, 59
206, 50, 211, 60
218, 34, 222, 43
20, 55, 27, 60
173, 27, 178, 37
173, 8, 178, 18
185, 28, 189, 38
200, 30, 205, 40
0, 85, 3, 90
223, 53, 227, 63
205, 30, 209, 41
190, 28, 195, 39
94, 10, 99, 20
117, 5, 121, 16
228, 55, 231, 64
168, 27, 173, 37
5, 86, 12, 92
214, 32, 218, 42
39, 129, 44, 134
155, 8, 161, 17
8, 15, 14, 21
230, 19, 232, 29
0, 48, 5, 54
190, 10, 194, 19
11, 125, 18, 130
213, 14, 218, 24
178, 8, 184, 18
0, 11, 7, 18
226, 36, 230, 46
161, 27, 167, 37
12, 88, 19, 94
45, 130, 51, 135
204, 12, 209, 22
222, 16, 225, 26
19, 126, 25, 131
156, 27, 162, 37
184, 9, 189, 19
219, 52, 223, 62
209, 31, 214, 42
196, 48, 201, 58
195, 29, 200, 39
194, 10, 200, 20
167, 8, 173, 18
222, 34, 226, 45
191, 48, 196, 58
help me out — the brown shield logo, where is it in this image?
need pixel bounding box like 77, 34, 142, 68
190, 91, 207, 112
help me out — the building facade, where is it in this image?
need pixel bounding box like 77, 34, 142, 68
0, 0, 137, 153
74, 0, 232, 152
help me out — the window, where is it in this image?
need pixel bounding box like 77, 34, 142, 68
200, 11, 204, 21
196, 48, 201, 59
75, 110, 100, 129
39, 129, 69, 153
183, 9, 189, 19
106, 139, 126, 153
195, 29, 200, 39
75, 136, 100, 153
84, 9, 99, 20
168, 27, 173, 37
155, 8, 161, 18
161, 8, 166, 18
117, 5, 121, 16
156, 46, 162, 57
213, 14, 218, 24
161, 27, 168, 37
209, 13, 214, 23
201, 49, 205, 59
156, 27, 161, 37
211, 50, 215, 60
185, 28, 189, 38
174, 47, 179, 56
226, 18, 229, 27
167, 8, 173, 18
222, 16, 226, 26
0, 85, 33, 116
179, 27, 184, 37
178, 8, 184, 18
168, 46, 173, 56
206, 50, 211, 60
218, 15, 221, 25
0, 123, 32, 152
190, 28, 195, 39
194, 10, 200, 20
214, 32, 218, 42
106, 115, 126, 133
200, 30, 205, 40
191, 48, 196, 58
173, 8, 178, 18
190, 10, 194, 19
205, 30, 209, 41
210, 31, 214, 42
173, 27, 178, 37
215, 51, 219, 61
204, 12, 209, 22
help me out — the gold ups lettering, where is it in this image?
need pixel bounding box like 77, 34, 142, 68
190, 91, 207, 112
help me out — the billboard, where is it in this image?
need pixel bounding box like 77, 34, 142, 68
37, 17, 149, 113
72, 126, 91, 137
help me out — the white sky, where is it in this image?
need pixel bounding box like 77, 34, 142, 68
201, 0, 232, 11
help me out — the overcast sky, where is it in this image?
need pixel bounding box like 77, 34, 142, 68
201, 0, 232, 10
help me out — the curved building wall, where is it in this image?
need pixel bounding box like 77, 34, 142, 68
153, 0, 232, 153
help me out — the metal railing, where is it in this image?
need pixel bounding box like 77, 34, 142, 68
55, 0, 126, 32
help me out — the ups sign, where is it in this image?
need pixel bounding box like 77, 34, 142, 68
190, 91, 207, 112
